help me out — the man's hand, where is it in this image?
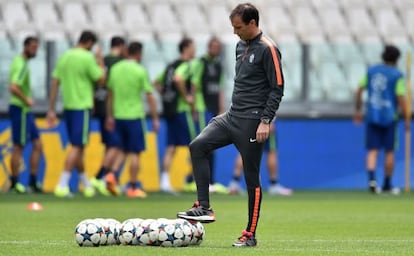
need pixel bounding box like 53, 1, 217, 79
46, 110, 57, 128
185, 94, 194, 105
152, 118, 160, 133
26, 98, 34, 107
256, 122, 270, 143
105, 116, 115, 131
353, 110, 363, 125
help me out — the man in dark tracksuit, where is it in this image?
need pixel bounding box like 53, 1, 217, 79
178, 3, 284, 247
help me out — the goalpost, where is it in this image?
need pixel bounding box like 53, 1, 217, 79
405, 51, 412, 193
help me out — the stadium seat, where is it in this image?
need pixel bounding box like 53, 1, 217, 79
360, 43, 383, 65
319, 62, 350, 102
309, 43, 336, 69
144, 1, 182, 41
85, 0, 125, 40
262, 6, 298, 44
345, 7, 381, 43
282, 62, 301, 101
333, 43, 365, 65
401, 9, 414, 42
2, 0, 37, 40
29, 58, 47, 100
58, 0, 93, 43
317, 8, 352, 43
308, 70, 324, 101
311, 0, 339, 9
116, 0, 154, 41
342, 61, 367, 92
372, 9, 408, 44
173, 1, 211, 44
281, 0, 310, 9
28, 0, 66, 41
365, 0, 395, 11
339, 0, 366, 9
291, 6, 325, 43
201, 1, 233, 42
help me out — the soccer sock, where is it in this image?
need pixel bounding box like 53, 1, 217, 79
29, 174, 37, 187
270, 179, 277, 185
114, 170, 122, 182
384, 176, 391, 189
79, 173, 91, 188
367, 170, 375, 181
95, 167, 108, 179
10, 176, 17, 188
58, 171, 71, 188
161, 172, 170, 187
233, 175, 240, 182
129, 182, 136, 189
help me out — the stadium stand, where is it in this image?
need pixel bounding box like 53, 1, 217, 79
28, 0, 66, 41
0, 0, 414, 114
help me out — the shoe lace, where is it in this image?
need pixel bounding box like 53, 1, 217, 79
238, 230, 253, 242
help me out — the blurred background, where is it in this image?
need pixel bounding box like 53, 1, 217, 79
0, 0, 414, 191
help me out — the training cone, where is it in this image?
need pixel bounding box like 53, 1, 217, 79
27, 202, 43, 211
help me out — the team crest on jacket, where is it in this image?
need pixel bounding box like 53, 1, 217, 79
249, 54, 255, 63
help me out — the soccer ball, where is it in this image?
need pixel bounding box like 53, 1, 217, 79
93, 218, 108, 245
74, 220, 104, 247
190, 221, 205, 245
157, 219, 177, 247
175, 219, 194, 246
157, 219, 188, 247
94, 218, 121, 246
119, 218, 142, 245
136, 219, 159, 246
105, 218, 121, 245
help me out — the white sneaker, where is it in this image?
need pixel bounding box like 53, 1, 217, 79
268, 184, 293, 196
383, 187, 400, 195
228, 180, 243, 194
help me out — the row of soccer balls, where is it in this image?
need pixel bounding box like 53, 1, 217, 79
74, 218, 205, 247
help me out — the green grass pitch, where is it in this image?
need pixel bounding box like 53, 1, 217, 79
0, 191, 413, 256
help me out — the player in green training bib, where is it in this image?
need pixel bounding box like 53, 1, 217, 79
105, 42, 160, 198
8, 36, 43, 194
47, 31, 105, 198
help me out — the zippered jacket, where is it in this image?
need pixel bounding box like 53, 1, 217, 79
229, 32, 284, 121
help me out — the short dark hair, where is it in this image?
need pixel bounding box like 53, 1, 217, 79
110, 36, 125, 48
24, 36, 38, 46
229, 3, 259, 26
382, 45, 401, 63
128, 41, 143, 55
78, 30, 97, 44
178, 37, 193, 54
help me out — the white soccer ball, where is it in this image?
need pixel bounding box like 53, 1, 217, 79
136, 219, 159, 246
74, 220, 103, 247
119, 219, 140, 245
100, 218, 121, 245
93, 218, 108, 245
190, 221, 205, 245
157, 219, 177, 247
175, 219, 193, 246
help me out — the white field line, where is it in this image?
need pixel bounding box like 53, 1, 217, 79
0, 240, 67, 246
274, 239, 414, 243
